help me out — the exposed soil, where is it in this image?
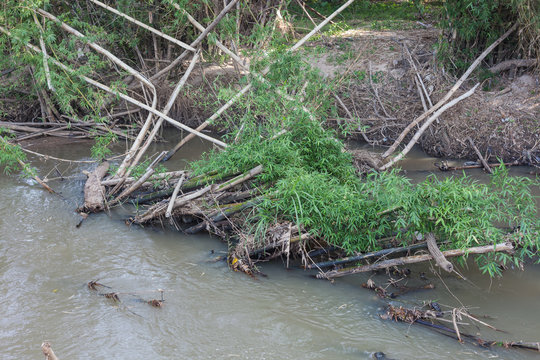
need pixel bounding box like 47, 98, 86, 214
3, 25, 538, 166
304, 27, 540, 165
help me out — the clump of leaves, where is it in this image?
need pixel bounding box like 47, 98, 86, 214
0, 129, 36, 177
190, 49, 539, 277
90, 131, 117, 160
438, 0, 540, 73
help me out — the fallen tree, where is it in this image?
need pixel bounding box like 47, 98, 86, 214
0, 1, 538, 280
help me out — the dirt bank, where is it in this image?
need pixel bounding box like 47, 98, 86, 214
304, 27, 540, 165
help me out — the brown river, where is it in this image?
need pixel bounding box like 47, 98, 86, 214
1, 136, 539, 359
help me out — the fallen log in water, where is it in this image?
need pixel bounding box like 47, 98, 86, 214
133, 166, 263, 224
128, 171, 224, 205
425, 233, 453, 272
80, 161, 109, 212
307, 242, 427, 269
41, 342, 59, 360
318, 242, 514, 279
434, 161, 519, 172
101, 170, 185, 186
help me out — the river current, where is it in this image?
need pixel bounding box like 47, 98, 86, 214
1, 137, 539, 359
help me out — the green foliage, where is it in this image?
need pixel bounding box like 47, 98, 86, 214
190, 49, 539, 276
90, 131, 117, 160
438, 0, 540, 72
0, 130, 25, 175
298, 0, 423, 22
0, 129, 35, 177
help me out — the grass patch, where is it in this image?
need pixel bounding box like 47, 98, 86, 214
289, 0, 443, 36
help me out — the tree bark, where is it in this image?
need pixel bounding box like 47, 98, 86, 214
425, 232, 453, 272
82, 162, 109, 212
319, 242, 514, 279
41, 342, 59, 360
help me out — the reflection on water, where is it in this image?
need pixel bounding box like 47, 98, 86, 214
0, 137, 538, 359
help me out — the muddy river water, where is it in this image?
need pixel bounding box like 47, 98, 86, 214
1, 137, 539, 359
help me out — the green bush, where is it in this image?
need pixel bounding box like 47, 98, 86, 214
190, 50, 539, 277
439, 0, 540, 72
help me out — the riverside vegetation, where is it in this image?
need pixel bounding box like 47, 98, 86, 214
0, 1, 539, 282
2, 0, 540, 355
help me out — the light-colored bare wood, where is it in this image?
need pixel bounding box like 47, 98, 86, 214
382, 24, 518, 158
321, 242, 514, 279
41, 342, 59, 360
32, 13, 54, 92
128, 50, 200, 173
380, 84, 479, 170
35, 8, 158, 179
88, 0, 196, 52
166, 173, 186, 218
82, 161, 109, 212
151, 0, 241, 81
426, 232, 453, 272
467, 136, 493, 174
489, 59, 537, 73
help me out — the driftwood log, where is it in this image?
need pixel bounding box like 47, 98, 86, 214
467, 137, 493, 174
425, 233, 453, 272
318, 242, 514, 279
81, 161, 109, 212
41, 342, 59, 360
307, 242, 427, 269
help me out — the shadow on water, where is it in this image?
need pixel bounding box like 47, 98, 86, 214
0, 137, 538, 359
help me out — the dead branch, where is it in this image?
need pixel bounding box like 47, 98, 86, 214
334, 93, 370, 143
426, 232, 453, 272
308, 242, 428, 269
383, 23, 518, 159
151, 0, 241, 81
101, 170, 185, 186
32, 13, 54, 92
383, 305, 540, 352
41, 342, 59, 360
319, 242, 514, 279
88, 0, 195, 52
467, 137, 493, 174
165, 173, 186, 218
380, 83, 480, 170
128, 50, 200, 174
109, 152, 166, 205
